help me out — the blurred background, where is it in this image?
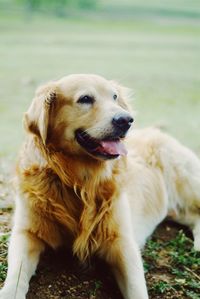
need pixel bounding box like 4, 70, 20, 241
0, 0, 200, 159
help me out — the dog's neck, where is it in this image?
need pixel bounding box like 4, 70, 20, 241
19, 136, 126, 260
34, 136, 119, 186
41, 139, 127, 260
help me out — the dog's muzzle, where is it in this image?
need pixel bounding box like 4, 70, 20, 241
75, 114, 133, 160
112, 114, 134, 138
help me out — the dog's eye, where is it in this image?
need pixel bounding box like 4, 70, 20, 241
113, 94, 118, 100
78, 95, 94, 104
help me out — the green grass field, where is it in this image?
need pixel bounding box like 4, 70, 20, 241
0, 0, 200, 157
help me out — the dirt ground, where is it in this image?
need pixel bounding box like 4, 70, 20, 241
26, 222, 187, 299
0, 159, 199, 299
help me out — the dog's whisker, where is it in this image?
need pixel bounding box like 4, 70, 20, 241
83, 126, 106, 137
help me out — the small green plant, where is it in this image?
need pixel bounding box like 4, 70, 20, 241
143, 230, 200, 298
89, 279, 102, 296
144, 239, 162, 261
0, 233, 9, 283
168, 231, 200, 269
0, 263, 7, 282
186, 290, 200, 299
150, 280, 174, 294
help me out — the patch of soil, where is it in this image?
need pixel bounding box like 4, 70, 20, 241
28, 250, 122, 299
145, 221, 194, 299
27, 221, 192, 299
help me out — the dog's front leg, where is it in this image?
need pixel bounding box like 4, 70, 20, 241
99, 195, 149, 299
193, 219, 200, 251
101, 236, 148, 299
0, 227, 45, 299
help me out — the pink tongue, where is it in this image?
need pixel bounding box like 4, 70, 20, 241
98, 140, 127, 156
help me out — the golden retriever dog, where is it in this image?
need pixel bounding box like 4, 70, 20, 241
0, 74, 200, 299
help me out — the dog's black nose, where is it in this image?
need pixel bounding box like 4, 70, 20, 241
112, 115, 134, 132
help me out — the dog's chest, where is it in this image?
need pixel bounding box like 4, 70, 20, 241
23, 165, 119, 259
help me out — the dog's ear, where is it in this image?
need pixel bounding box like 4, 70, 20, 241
110, 80, 134, 113
24, 82, 57, 144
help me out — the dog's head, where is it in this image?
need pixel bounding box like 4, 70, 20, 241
24, 74, 134, 160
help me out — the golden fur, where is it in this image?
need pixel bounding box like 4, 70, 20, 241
1, 74, 200, 299
17, 76, 129, 260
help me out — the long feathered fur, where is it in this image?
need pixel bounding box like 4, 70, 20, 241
17, 135, 126, 261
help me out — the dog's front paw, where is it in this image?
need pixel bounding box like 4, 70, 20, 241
194, 236, 200, 251
0, 289, 13, 299
0, 287, 26, 299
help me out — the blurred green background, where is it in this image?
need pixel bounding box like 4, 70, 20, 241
0, 0, 200, 158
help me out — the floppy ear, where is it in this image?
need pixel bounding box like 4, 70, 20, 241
24, 82, 57, 144
110, 80, 134, 113
118, 86, 133, 112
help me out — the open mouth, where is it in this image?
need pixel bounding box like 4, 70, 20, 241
75, 129, 127, 159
